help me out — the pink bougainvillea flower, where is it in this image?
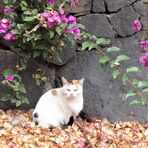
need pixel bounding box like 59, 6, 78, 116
0, 18, 12, 33
139, 52, 148, 70
100, 134, 108, 142
68, 15, 76, 24
48, 0, 56, 5
2, 74, 14, 84
65, 26, 81, 40
4, 32, 16, 41
72, 27, 80, 35
75, 139, 85, 148
140, 40, 148, 51
42, 11, 61, 28
65, 27, 80, 35
61, 15, 68, 23
132, 19, 142, 32
6, 75, 14, 82
71, 0, 79, 8
4, 7, 14, 14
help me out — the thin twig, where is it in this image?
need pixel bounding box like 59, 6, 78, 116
75, 121, 95, 148
60, 0, 69, 8
26, 23, 41, 34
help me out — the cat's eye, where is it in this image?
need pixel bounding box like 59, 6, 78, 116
67, 89, 70, 91
74, 89, 77, 91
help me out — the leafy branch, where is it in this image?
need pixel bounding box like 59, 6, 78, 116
81, 32, 148, 106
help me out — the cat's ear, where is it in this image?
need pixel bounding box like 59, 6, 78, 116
79, 78, 84, 86
61, 77, 68, 84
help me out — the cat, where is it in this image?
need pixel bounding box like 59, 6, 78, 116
33, 77, 84, 128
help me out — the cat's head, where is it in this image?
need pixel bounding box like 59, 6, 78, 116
62, 77, 84, 98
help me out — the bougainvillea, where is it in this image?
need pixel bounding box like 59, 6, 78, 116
139, 52, 148, 70
140, 40, 148, 51
132, 19, 142, 31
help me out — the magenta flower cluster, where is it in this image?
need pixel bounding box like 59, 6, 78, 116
0, 7, 16, 41
71, 0, 79, 8
48, 0, 56, 5
132, 19, 142, 32
140, 40, 148, 51
42, 10, 81, 39
0, 18, 12, 33
4, 32, 16, 41
2, 75, 14, 84
42, 11, 61, 29
139, 52, 148, 70
132, 19, 148, 70
4, 7, 14, 14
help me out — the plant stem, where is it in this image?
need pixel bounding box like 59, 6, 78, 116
75, 121, 95, 148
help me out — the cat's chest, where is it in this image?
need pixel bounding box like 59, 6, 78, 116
66, 98, 83, 114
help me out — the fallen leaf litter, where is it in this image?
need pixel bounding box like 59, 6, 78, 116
0, 109, 148, 148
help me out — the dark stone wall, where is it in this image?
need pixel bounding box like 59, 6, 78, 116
0, 0, 148, 122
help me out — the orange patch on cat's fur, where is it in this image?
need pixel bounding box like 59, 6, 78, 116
51, 89, 57, 96
73, 80, 79, 85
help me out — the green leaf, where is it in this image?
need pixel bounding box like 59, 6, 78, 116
17, 24, 24, 30
76, 23, 86, 29
107, 46, 121, 52
132, 79, 140, 86
0, 96, 9, 101
115, 55, 130, 63
21, 0, 27, 6
88, 43, 97, 50
125, 91, 137, 99
138, 81, 148, 89
82, 42, 90, 50
129, 99, 146, 106
96, 38, 111, 46
126, 66, 141, 73
33, 51, 42, 58
42, 51, 48, 58
24, 16, 35, 21
3, 69, 14, 76
112, 69, 120, 79
48, 30, 54, 39
144, 2, 148, 6
20, 0, 28, 10
16, 100, 22, 107
19, 84, 26, 93
142, 88, 148, 93
32, 9, 38, 15
67, 23, 85, 30
56, 26, 62, 35
99, 56, 110, 64
122, 75, 128, 85
3, 0, 9, 4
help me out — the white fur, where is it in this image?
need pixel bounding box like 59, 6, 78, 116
33, 78, 84, 128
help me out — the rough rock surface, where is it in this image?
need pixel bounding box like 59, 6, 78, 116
79, 14, 114, 38
0, 1, 4, 14
103, 0, 137, 12
0, 0, 147, 123
92, 0, 105, 13
108, 6, 139, 37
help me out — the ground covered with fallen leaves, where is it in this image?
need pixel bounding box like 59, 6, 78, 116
0, 110, 148, 148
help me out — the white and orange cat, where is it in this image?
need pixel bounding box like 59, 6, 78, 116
33, 77, 84, 128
